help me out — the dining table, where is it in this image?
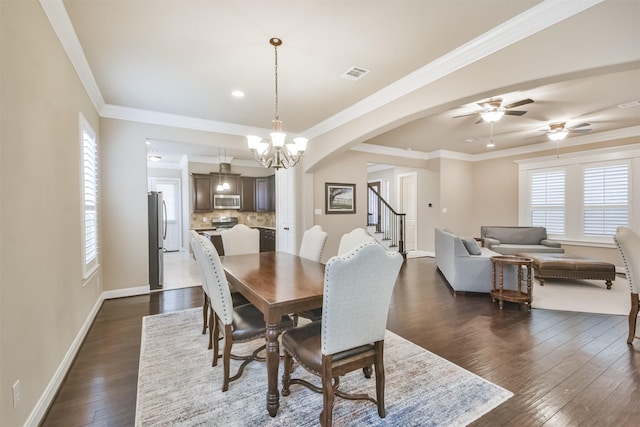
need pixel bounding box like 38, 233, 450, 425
219, 251, 325, 417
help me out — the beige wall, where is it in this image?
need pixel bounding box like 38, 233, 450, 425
1, 2, 101, 425
100, 119, 150, 292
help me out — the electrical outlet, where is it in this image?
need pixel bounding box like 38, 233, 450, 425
12, 380, 21, 408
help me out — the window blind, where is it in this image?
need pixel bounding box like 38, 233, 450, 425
530, 170, 565, 235
583, 164, 628, 236
82, 117, 98, 276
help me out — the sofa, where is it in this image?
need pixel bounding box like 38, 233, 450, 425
480, 226, 564, 255
435, 228, 517, 294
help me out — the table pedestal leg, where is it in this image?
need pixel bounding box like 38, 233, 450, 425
266, 322, 280, 417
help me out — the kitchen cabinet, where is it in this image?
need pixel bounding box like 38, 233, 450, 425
212, 174, 239, 194
259, 228, 276, 252
239, 177, 256, 212
256, 174, 275, 212
192, 173, 242, 213
200, 230, 225, 255
192, 173, 213, 212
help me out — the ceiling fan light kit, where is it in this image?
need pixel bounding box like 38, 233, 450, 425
247, 37, 307, 169
548, 129, 569, 141
480, 109, 505, 123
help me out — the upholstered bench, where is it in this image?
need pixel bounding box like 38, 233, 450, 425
518, 252, 615, 289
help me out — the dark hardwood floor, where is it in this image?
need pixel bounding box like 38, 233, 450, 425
41, 257, 639, 426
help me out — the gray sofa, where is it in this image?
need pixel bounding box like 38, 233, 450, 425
435, 228, 517, 294
480, 226, 564, 255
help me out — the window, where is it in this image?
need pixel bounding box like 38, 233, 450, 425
530, 170, 565, 235
583, 163, 629, 236
81, 114, 98, 278
518, 145, 638, 245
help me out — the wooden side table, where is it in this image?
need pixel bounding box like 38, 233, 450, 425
491, 255, 533, 310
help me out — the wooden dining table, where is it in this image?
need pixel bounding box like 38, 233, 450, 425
219, 251, 325, 417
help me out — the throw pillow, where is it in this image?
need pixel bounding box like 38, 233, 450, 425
462, 237, 482, 255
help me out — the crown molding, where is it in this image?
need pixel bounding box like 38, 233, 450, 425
39, 0, 105, 113
303, 0, 604, 140
100, 104, 268, 136
351, 143, 430, 160
353, 126, 640, 163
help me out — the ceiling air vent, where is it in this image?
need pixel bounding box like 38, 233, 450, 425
341, 66, 370, 81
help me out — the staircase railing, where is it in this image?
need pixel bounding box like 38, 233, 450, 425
367, 184, 406, 258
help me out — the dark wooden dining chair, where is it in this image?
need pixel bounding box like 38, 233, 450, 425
191, 233, 293, 391
614, 226, 640, 344
281, 242, 403, 426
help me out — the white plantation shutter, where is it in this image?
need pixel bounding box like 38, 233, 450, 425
81, 115, 98, 277
530, 170, 565, 235
583, 164, 629, 236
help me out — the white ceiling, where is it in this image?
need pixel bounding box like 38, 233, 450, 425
56, 0, 640, 166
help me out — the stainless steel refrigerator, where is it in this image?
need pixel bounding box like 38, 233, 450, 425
148, 191, 166, 290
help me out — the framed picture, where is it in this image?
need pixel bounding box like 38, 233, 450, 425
325, 183, 356, 214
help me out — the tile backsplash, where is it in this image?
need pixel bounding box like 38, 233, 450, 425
191, 210, 275, 229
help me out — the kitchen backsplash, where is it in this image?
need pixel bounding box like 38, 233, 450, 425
191, 210, 275, 229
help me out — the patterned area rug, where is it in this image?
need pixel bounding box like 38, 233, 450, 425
135, 309, 513, 426
531, 275, 630, 315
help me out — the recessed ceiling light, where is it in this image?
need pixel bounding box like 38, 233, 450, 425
232, 90, 245, 98
148, 154, 162, 161
145, 139, 151, 145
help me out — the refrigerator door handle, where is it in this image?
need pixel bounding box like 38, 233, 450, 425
162, 200, 168, 240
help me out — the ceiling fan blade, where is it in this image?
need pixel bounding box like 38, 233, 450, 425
504, 98, 534, 109
570, 128, 591, 133
476, 98, 502, 108
504, 110, 527, 116
453, 112, 479, 119
568, 122, 591, 130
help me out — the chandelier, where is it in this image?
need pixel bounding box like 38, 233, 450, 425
247, 38, 308, 169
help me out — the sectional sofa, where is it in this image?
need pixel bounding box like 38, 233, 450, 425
435, 228, 517, 294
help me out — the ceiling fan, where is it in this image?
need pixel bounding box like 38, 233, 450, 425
541, 121, 592, 141
454, 97, 534, 123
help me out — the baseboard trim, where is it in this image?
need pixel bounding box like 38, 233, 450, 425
25, 294, 105, 427
103, 285, 150, 300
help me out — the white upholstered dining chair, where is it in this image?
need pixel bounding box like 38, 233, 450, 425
191, 233, 293, 391
337, 227, 375, 256
614, 226, 640, 344
220, 224, 260, 255
299, 225, 328, 262
281, 242, 403, 426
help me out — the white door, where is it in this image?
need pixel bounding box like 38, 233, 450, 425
276, 168, 296, 254
150, 178, 181, 252
399, 173, 417, 252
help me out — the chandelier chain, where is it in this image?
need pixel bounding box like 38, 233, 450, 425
274, 40, 279, 121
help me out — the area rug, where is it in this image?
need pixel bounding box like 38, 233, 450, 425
531, 275, 631, 315
135, 309, 513, 426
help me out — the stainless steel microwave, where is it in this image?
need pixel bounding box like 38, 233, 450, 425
213, 194, 241, 210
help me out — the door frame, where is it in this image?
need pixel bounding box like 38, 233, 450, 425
149, 177, 182, 252
397, 172, 417, 252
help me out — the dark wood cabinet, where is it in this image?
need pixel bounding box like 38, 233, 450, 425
193, 172, 273, 213
256, 174, 275, 212
200, 231, 224, 255
239, 177, 256, 212
193, 173, 243, 212
192, 173, 213, 212
259, 228, 276, 252
212, 174, 239, 194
